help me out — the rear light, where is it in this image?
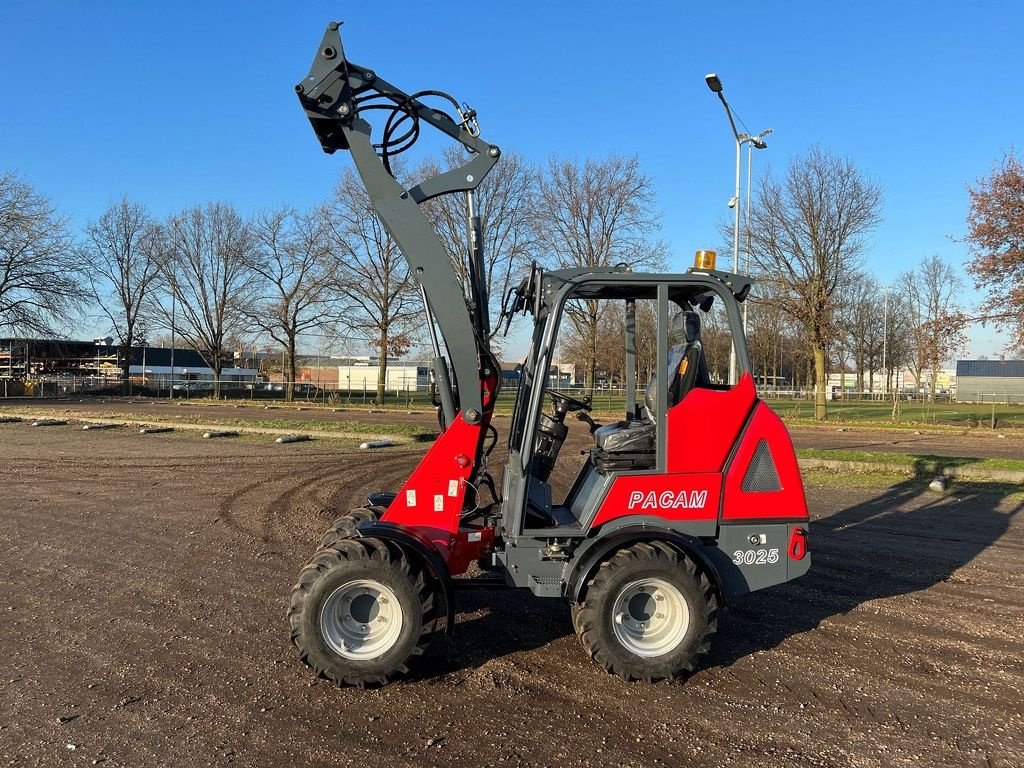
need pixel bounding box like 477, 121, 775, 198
788, 526, 807, 560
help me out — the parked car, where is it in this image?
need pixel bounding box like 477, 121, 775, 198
171, 381, 213, 394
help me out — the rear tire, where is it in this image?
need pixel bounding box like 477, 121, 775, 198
319, 505, 384, 549
573, 541, 718, 682
288, 537, 436, 687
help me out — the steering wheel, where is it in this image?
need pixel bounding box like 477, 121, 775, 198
547, 390, 592, 420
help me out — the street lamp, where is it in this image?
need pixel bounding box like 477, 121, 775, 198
705, 73, 770, 383
705, 73, 743, 275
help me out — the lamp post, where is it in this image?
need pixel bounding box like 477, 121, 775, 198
704, 74, 742, 275
743, 127, 772, 343
705, 73, 770, 384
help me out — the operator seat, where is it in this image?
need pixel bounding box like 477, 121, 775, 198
643, 310, 710, 421
591, 311, 709, 471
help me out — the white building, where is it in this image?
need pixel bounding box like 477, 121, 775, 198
336, 358, 431, 393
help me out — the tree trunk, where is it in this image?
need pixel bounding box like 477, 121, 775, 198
813, 345, 827, 421
588, 334, 598, 395
285, 336, 297, 403
121, 330, 133, 396
212, 359, 222, 400
929, 366, 938, 403
912, 366, 923, 401
376, 326, 388, 405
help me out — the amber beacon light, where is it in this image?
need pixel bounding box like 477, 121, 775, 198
694, 249, 717, 271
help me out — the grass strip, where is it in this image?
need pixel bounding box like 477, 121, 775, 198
796, 448, 1024, 473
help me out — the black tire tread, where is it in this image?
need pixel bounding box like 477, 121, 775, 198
288, 535, 436, 687
318, 505, 384, 550
573, 540, 718, 682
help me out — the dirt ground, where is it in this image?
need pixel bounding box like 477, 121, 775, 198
1, 422, 1022, 767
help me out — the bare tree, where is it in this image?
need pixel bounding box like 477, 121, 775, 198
896, 254, 967, 402
838, 273, 885, 393
890, 293, 915, 414
325, 168, 420, 404
534, 154, 666, 392
0, 171, 83, 335
747, 146, 883, 420
745, 282, 790, 389
241, 206, 339, 401
80, 197, 163, 392
158, 203, 254, 398
424, 149, 537, 339
964, 150, 1024, 347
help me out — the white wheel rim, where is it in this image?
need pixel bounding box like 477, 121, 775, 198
611, 577, 689, 658
320, 579, 403, 660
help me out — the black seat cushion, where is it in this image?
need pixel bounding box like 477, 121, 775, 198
594, 420, 655, 453
591, 419, 656, 473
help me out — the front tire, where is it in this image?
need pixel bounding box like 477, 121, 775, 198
573, 541, 718, 682
288, 537, 436, 687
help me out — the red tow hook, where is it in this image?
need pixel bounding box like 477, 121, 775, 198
788, 526, 808, 560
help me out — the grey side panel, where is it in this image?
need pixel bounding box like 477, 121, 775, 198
564, 519, 724, 603
492, 539, 566, 596
704, 522, 810, 597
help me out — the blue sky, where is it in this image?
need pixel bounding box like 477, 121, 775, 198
2, 1, 1021, 356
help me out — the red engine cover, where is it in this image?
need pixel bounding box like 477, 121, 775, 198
666, 373, 756, 473
722, 401, 808, 521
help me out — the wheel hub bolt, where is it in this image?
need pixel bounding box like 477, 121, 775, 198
655, 594, 664, 601
656, 612, 664, 619
379, 597, 389, 604
360, 624, 368, 631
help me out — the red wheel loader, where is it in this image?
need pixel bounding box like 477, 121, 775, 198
289, 21, 810, 686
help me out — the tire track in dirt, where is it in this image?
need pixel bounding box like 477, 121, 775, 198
214, 448, 423, 549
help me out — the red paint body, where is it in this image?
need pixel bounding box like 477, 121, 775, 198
722, 401, 808, 521
591, 374, 809, 531
380, 368, 500, 575
382, 368, 808, 573
591, 473, 721, 528
666, 374, 756, 473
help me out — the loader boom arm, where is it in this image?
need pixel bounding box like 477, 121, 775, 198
296, 21, 501, 425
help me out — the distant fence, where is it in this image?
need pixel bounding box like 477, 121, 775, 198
5, 376, 1024, 408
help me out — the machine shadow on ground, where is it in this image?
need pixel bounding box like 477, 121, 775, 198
413, 589, 574, 679
708, 466, 1021, 669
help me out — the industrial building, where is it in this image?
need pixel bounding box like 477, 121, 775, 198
1, 337, 259, 393
955, 360, 1024, 403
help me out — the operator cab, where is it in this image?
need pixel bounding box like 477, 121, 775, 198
591, 309, 711, 472
501, 260, 752, 538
